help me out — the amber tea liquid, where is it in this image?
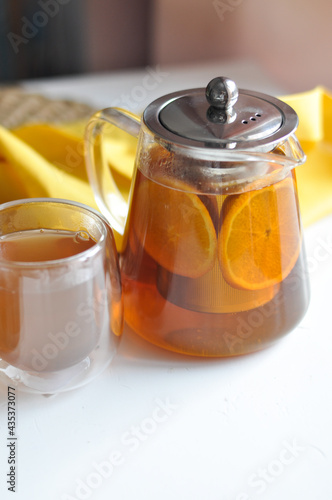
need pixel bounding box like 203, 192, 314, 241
121, 167, 310, 357
0, 229, 95, 262
0, 229, 108, 371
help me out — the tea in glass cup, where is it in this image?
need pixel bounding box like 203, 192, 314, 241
0, 199, 123, 393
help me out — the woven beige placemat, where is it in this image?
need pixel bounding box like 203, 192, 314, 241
0, 86, 95, 129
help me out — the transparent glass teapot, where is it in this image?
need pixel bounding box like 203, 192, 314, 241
85, 77, 310, 357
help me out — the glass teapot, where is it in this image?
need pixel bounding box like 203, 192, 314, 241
85, 77, 310, 357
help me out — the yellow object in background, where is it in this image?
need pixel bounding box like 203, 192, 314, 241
0, 124, 96, 207
280, 87, 332, 227
0, 86, 331, 249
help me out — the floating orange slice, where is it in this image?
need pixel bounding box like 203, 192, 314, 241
218, 176, 301, 290
134, 175, 217, 278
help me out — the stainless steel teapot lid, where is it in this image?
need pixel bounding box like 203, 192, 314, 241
143, 77, 298, 152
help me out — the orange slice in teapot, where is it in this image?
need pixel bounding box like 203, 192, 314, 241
218, 176, 301, 290
134, 175, 217, 278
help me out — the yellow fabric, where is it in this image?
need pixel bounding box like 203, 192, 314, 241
0, 124, 95, 206
0, 86, 331, 251
280, 87, 332, 227
0, 122, 134, 249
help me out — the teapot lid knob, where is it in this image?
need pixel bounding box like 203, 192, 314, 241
144, 76, 299, 152
205, 77, 238, 110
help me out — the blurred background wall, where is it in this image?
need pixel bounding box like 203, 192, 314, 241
0, 0, 331, 92
150, 0, 332, 92
0, 0, 86, 79
0, 0, 152, 80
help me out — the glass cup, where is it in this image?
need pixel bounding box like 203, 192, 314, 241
0, 198, 123, 394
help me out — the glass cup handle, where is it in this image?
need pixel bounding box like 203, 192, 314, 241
85, 108, 141, 245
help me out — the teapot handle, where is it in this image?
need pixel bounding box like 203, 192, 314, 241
85, 108, 141, 247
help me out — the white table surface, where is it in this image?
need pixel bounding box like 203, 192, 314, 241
1, 60, 331, 500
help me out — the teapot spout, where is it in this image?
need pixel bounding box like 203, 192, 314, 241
270, 133, 306, 168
